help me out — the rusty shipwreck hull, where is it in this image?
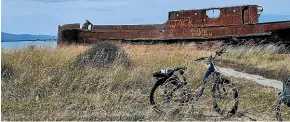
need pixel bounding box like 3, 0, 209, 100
57, 5, 290, 46
58, 21, 290, 45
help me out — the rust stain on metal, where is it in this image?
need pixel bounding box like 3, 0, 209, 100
57, 5, 290, 46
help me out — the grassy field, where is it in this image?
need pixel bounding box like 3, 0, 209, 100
1, 43, 289, 121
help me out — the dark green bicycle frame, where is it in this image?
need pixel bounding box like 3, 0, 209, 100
196, 62, 216, 98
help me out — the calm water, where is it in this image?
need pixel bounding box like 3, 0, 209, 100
1, 41, 57, 50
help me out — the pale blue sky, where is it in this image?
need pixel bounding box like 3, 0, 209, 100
2, 0, 290, 36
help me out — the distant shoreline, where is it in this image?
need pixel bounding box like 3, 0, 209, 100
1, 39, 57, 42
1, 41, 57, 49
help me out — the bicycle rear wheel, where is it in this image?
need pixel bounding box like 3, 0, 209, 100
150, 77, 188, 115
211, 73, 239, 118
275, 93, 290, 121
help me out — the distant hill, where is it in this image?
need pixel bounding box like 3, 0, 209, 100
1, 32, 57, 41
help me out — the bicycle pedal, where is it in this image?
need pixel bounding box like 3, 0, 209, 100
222, 78, 230, 84
278, 91, 282, 96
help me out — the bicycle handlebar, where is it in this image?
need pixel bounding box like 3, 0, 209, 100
194, 57, 208, 62
215, 49, 226, 56
194, 49, 226, 62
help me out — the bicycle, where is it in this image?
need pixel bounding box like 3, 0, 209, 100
149, 49, 239, 118
275, 76, 290, 121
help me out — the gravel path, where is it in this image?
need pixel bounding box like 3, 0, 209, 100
215, 66, 283, 90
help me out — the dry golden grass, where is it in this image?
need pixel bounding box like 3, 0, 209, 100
225, 44, 290, 69
1, 43, 289, 121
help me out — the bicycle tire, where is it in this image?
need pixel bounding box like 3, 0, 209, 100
276, 95, 284, 121
150, 79, 164, 105
275, 94, 290, 121
211, 73, 239, 118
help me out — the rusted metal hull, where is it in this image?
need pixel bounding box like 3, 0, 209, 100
57, 5, 290, 47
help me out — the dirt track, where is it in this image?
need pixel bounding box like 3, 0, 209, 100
215, 65, 283, 90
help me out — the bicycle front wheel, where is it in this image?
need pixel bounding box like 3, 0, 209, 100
211, 74, 239, 118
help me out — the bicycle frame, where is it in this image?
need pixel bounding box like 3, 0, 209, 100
194, 52, 222, 100
199, 63, 216, 95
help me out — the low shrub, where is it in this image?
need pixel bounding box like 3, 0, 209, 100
74, 41, 132, 68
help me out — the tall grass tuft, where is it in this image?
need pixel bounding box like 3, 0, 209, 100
1, 62, 15, 80
74, 41, 132, 68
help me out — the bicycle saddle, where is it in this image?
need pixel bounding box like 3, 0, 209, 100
152, 67, 186, 78
282, 76, 290, 107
